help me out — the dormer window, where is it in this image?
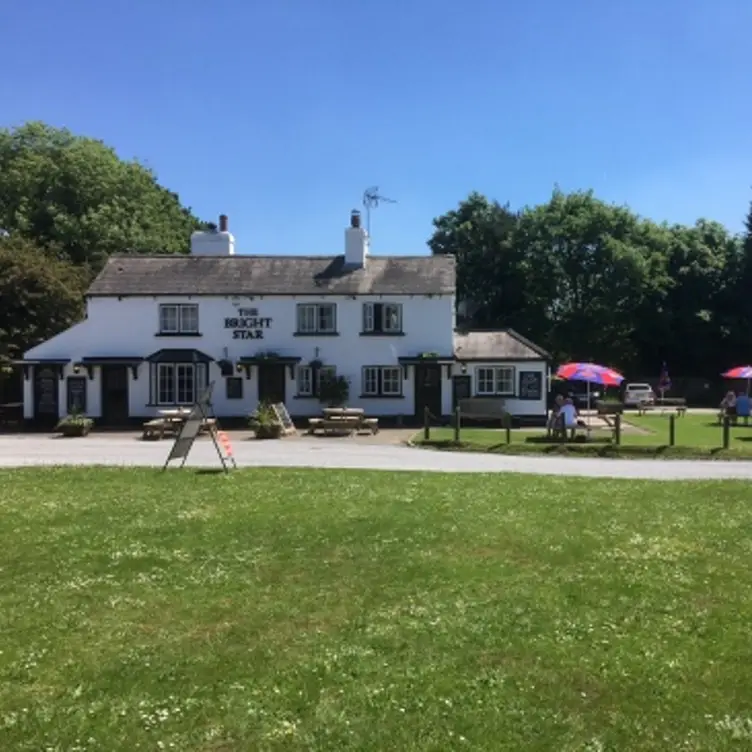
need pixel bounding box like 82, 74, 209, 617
159, 304, 199, 335
362, 302, 402, 335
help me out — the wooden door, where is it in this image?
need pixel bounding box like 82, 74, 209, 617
257, 364, 286, 405
414, 363, 443, 420
34, 366, 59, 425
101, 365, 129, 425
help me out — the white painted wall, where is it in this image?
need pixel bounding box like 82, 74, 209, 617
445, 362, 548, 417
25, 293, 456, 419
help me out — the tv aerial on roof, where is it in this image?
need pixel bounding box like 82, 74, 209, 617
362, 186, 396, 236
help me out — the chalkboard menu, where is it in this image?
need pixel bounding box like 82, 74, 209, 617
518, 371, 543, 401
67, 376, 87, 413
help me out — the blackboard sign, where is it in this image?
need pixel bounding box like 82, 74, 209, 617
67, 376, 87, 413
518, 371, 543, 401
165, 404, 204, 465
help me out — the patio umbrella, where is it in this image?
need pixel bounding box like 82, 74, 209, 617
555, 362, 625, 425
722, 366, 752, 395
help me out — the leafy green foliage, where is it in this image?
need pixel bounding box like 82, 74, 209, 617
0, 121, 204, 267
0, 235, 88, 360
317, 372, 350, 406
0, 121, 207, 359
430, 188, 746, 377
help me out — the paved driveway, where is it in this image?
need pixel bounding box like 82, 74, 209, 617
1, 434, 752, 480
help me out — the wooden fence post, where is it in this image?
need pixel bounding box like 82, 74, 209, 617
614, 414, 621, 446
669, 414, 675, 447
423, 406, 430, 441
454, 406, 461, 442
723, 416, 730, 450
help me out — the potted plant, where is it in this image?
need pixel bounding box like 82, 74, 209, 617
318, 373, 350, 407
55, 412, 94, 437
248, 401, 283, 439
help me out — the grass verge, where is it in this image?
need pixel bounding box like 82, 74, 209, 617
414, 413, 752, 460
2, 467, 752, 750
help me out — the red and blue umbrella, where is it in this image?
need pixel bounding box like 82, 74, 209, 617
722, 366, 752, 380
556, 362, 624, 387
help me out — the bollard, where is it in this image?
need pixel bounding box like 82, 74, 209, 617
723, 416, 730, 450
423, 406, 430, 441
669, 414, 675, 447
454, 405, 461, 442
614, 414, 621, 446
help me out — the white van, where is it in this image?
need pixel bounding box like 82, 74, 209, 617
624, 383, 656, 407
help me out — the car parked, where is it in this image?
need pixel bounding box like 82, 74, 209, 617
568, 387, 601, 409
623, 382, 656, 407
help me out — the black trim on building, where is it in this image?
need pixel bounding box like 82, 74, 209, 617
145, 349, 214, 364
80, 356, 144, 380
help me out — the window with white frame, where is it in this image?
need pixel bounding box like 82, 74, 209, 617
297, 365, 336, 397
362, 302, 403, 334
476, 366, 515, 396
296, 303, 337, 334
153, 362, 207, 405
362, 366, 402, 397
158, 304, 199, 334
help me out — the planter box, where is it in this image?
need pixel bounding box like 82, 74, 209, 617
254, 424, 283, 440
59, 424, 92, 437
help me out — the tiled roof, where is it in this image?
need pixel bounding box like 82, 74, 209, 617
454, 329, 551, 361
87, 254, 456, 296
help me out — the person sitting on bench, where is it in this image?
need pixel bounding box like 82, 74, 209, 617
735, 392, 750, 425
547, 394, 565, 435
559, 397, 579, 440
719, 391, 737, 424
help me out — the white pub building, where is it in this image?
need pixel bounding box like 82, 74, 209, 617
20, 212, 550, 427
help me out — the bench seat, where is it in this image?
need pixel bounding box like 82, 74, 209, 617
142, 418, 168, 440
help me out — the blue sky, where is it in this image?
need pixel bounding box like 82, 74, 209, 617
2, 0, 752, 256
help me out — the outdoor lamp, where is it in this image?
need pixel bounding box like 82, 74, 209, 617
236, 363, 243, 372
73, 363, 81, 374
461, 362, 467, 374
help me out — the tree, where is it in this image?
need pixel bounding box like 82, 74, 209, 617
0, 235, 88, 360
516, 189, 666, 369
428, 192, 527, 329
658, 220, 741, 375
0, 121, 204, 267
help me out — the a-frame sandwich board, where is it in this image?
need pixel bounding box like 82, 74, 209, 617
162, 382, 236, 472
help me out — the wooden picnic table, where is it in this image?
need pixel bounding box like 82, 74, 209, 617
322, 407, 365, 417
308, 409, 378, 436
638, 399, 687, 417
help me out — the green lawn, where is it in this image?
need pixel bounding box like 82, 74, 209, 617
2, 468, 752, 750
418, 412, 752, 459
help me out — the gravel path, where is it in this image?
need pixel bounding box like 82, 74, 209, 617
1, 434, 751, 480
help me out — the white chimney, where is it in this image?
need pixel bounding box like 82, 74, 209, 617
190, 214, 235, 256
344, 210, 368, 268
